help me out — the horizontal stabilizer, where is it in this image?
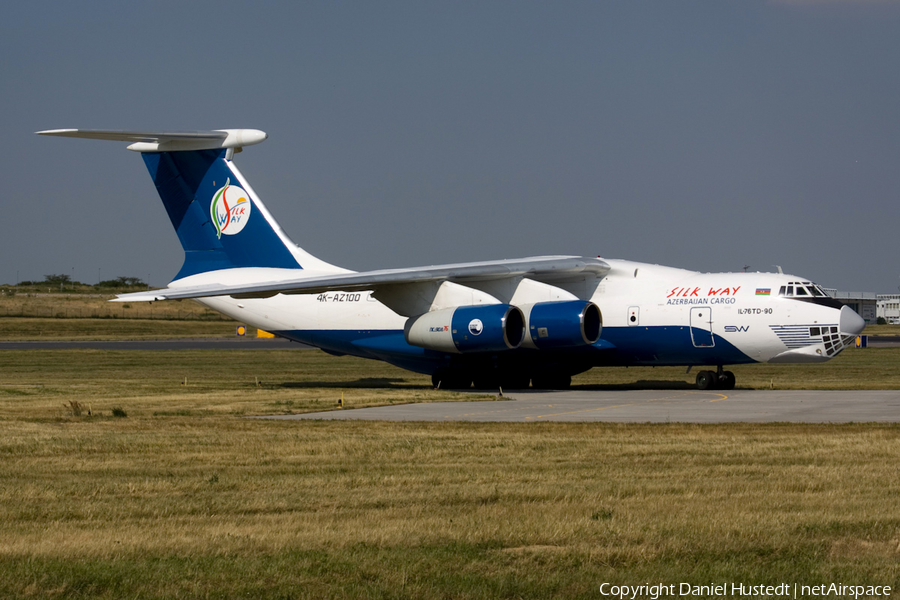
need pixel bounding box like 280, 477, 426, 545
36, 129, 266, 152
112, 256, 611, 302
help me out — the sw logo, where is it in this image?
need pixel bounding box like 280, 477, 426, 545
724, 325, 750, 333
210, 178, 251, 238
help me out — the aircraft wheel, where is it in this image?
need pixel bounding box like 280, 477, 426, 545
500, 373, 531, 390
472, 374, 499, 390
447, 375, 473, 390
719, 371, 736, 390
432, 369, 472, 390
532, 374, 571, 390
696, 370, 716, 390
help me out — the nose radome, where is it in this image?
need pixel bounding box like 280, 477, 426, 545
840, 305, 865, 335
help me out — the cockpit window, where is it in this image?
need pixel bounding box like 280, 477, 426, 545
778, 281, 830, 299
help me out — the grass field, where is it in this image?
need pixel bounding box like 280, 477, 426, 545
862, 323, 900, 336
0, 317, 241, 340
0, 291, 233, 321
1, 319, 899, 598
1, 418, 898, 599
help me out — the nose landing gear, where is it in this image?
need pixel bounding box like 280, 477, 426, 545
696, 367, 735, 390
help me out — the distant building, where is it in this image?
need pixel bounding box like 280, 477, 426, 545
877, 294, 900, 325
823, 289, 878, 325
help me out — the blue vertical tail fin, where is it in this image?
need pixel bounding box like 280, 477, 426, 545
142, 148, 302, 279
36, 129, 342, 281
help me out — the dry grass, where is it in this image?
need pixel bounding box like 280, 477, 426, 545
0, 345, 898, 597
0, 418, 898, 598
0, 317, 240, 340
0, 348, 484, 420
861, 323, 900, 336
0, 291, 232, 320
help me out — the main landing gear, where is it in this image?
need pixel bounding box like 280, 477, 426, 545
695, 367, 735, 390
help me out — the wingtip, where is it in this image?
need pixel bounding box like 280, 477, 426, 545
112, 292, 168, 303
36, 129, 76, 136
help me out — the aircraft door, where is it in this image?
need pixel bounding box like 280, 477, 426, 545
690, 307, 714, 347
627, 306, 640, 326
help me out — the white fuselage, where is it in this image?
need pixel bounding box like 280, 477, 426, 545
188, 258, 857, 369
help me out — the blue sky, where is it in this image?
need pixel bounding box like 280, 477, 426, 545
3, 1, 899, 292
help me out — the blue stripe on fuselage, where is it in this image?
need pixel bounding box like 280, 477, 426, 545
592, 326, 753, 366
272, 325, 756, 373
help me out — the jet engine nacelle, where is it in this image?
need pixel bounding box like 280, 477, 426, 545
405, 304, 525, 354
519, 300, 602, 349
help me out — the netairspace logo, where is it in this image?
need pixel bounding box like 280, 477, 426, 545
210, 178, 251, 239
598, 582, 892, 599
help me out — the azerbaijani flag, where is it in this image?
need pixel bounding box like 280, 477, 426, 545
756, 288, 771, 296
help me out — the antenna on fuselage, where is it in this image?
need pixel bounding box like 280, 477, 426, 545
773, 265, 783, 274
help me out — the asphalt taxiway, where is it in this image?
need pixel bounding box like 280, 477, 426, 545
265, 389, 900, 423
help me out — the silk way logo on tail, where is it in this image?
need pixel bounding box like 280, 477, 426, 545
210, 178, 251, 238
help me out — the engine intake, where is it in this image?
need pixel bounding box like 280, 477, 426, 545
405, 304, 525, 354
520, 300, 602, 349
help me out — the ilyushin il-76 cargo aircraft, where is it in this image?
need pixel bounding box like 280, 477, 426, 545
38, 128, 866, 391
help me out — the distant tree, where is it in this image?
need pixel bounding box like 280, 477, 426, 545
43, 274, 71, 285
877, 317, 888, 325
99, 276, 146, 288
117, 276, 145, 287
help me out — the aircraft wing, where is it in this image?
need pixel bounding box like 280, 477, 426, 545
113, 256, 610, 302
